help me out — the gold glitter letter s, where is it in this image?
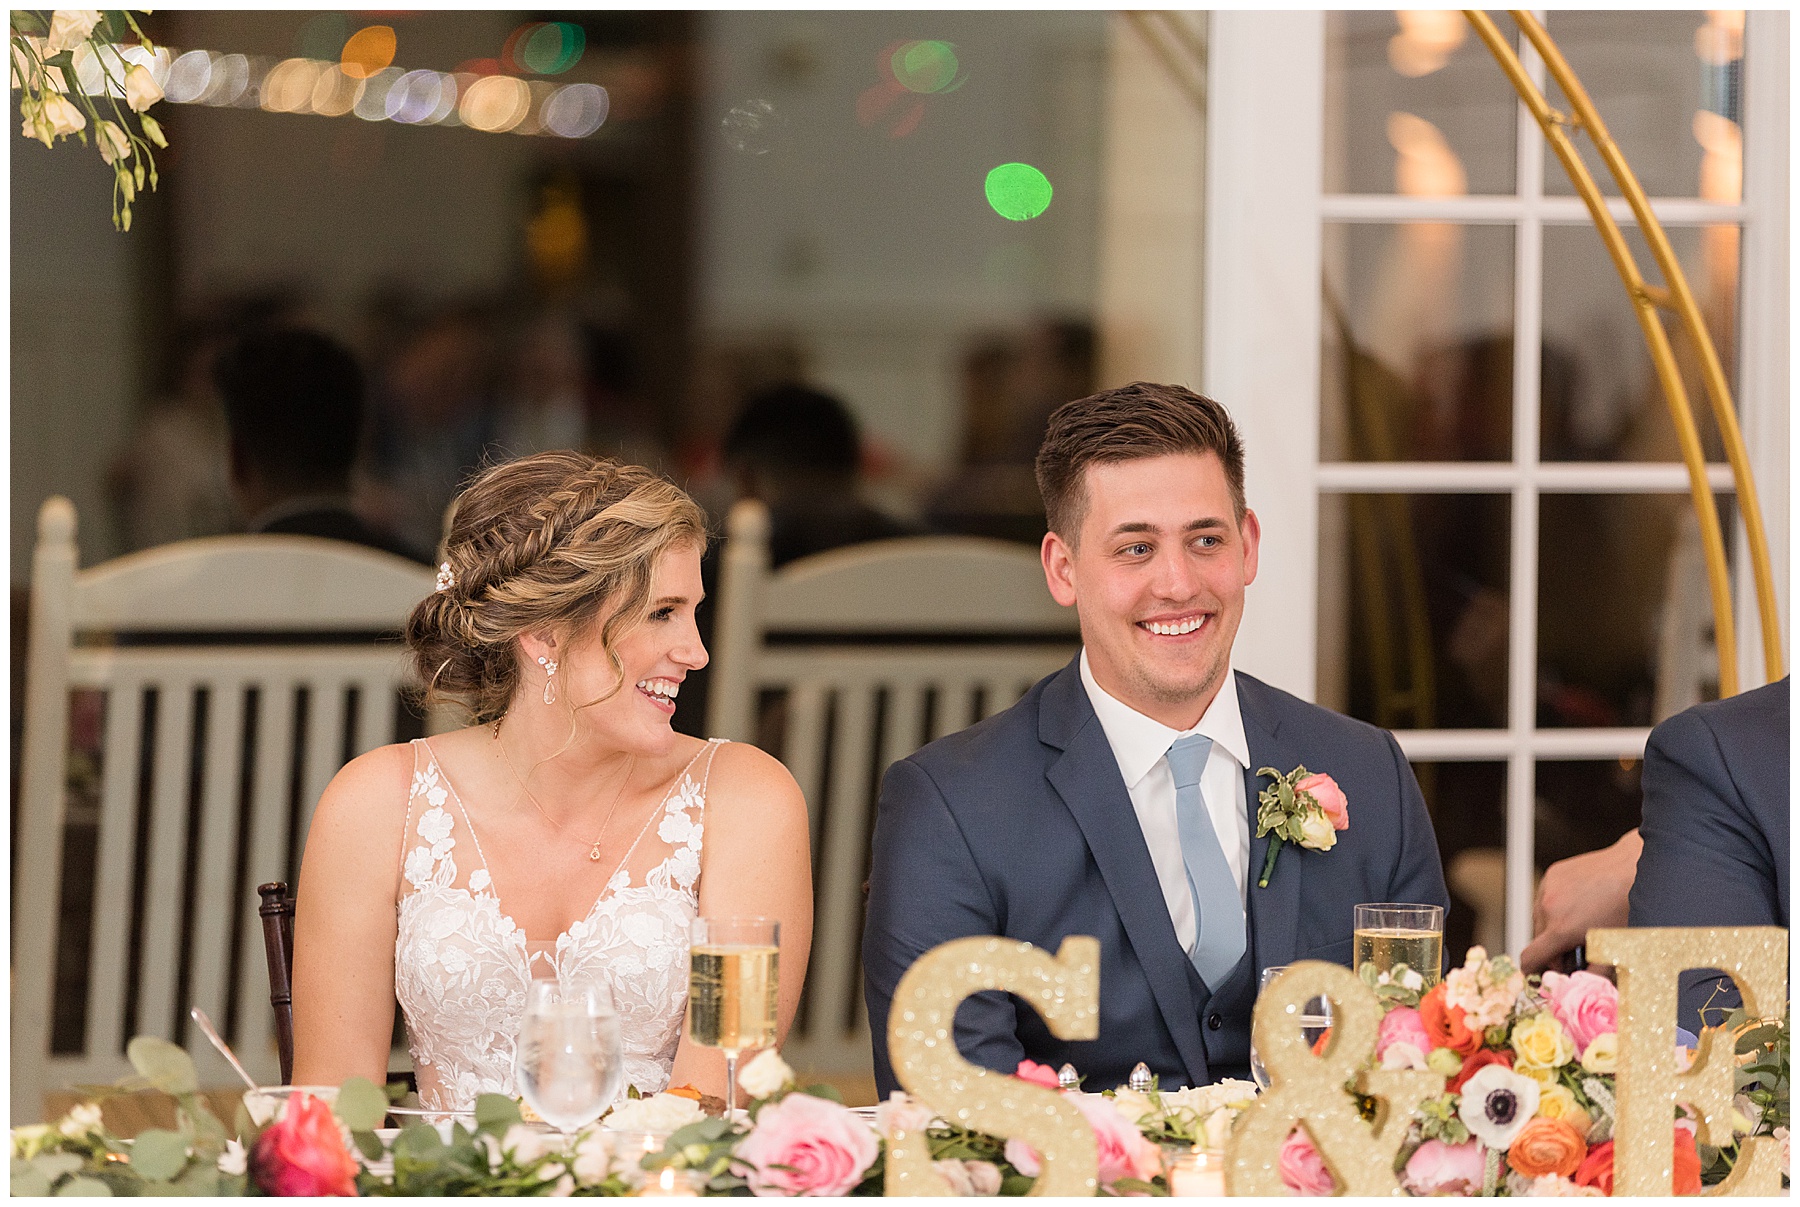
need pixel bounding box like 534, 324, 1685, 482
1226, 961, 1443, 1196
885, 936, 1100, 1196
1587, 926, 1787, 1197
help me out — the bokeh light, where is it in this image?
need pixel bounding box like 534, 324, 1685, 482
385, 69, 443, 124
262, 57, 323, 114
353, 66, 402, 121
460, 73, 530, 133
543, 83, 609, 138
519, 22, 585, 75
721, 98, 781, 154
341, 25, 397, 80
310, 65, 362, 117
202, 53, 250, 106
984, 162, 1053, 221
891, 40, 961, 94
164, 49, 213, 103
297, 12, 349, 62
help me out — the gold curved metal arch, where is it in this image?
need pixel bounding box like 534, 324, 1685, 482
1464, 10, 1784, 697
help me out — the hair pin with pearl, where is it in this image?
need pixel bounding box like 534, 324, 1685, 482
435, 562, 456, 592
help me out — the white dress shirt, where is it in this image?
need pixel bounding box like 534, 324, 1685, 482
1079, 648, 1251, 953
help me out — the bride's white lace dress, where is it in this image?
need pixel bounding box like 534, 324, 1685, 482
393, 737, 726, 1112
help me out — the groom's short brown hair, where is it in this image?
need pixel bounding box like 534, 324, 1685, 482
1034, 381, 1246, 541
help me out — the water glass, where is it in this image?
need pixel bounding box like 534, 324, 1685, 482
515, 978, 624, 1140
1353, 902, 1445, 986
688, 916, 780, 1120
1249, 965, 1333, 1091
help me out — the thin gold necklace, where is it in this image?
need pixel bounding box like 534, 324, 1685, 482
494, 722, 637, 862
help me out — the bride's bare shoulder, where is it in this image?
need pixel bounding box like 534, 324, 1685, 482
705, 740, 804, 816
310, 740, 422, 836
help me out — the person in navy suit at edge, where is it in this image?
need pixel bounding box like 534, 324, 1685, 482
862, 382, 1451, 1095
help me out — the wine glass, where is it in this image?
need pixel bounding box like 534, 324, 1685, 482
515, 978, 624, 1145
1353, 902, 1445, 987
687, 916, 780, 1121
1249, 965, 1332, 1092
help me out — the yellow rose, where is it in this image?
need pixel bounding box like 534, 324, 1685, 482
1511, 1012, 1576, 1071
1534, 1083, 1592, 1137
1579, 1033, 1617, 1075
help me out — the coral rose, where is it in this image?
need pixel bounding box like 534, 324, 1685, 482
249, 1092, 358, 1197
1672, 1126, 1702, 1195
1448, 1047, 1514, 1094
733, 1092, 879, 1197
1072, 1093, 1161, 1188
1402, 1138, 1485, 1195
1298, 772, 1349, 830
1507, 1117, 1587, 1179
1537, 970, 1619, 1054
1573, 1141, 1613, 1194
1013, 1059, 1062, 1089
1420, 983, 1483, 1056
1376, 1006, 1432, 1062
1278, 1129, 1335, 1196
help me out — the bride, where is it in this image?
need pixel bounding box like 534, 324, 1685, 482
290, 452, 813, 1108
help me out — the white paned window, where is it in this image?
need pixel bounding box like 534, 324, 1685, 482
1208, 11, 1787, 957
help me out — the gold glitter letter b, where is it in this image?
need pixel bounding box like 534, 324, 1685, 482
1588, 927, 1787, 1197
885, 936, 1100, 1196
1226, 961, 1443, 1196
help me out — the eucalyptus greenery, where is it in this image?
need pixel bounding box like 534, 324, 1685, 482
11, 10, 167, 230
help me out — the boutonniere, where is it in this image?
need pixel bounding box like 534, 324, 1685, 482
1252, 765, 1349, 887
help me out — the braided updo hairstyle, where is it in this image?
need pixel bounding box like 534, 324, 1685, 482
406, 452, 708, 726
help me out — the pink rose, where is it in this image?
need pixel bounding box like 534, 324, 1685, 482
1014, 1059, 1062, 1089
1004, 1137, 1040, 1178
1538, 970, 1619, 1053
1074, 1093, 1162, 1188
1279, 1128, 1336, 1196
1404, 1138, 1485, 1195
1299, 773, 1349, 830
734, 1092, 879, 1197
1377, 1006, 1432, 1061
249, 1092, 359, 1197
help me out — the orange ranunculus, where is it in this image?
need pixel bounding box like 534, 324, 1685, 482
1506, 1116, 1587, 1180
1573, 1140, 1613, 1195
1447, 1047, 1513, 1094
1420, 983, 1482, 1056
1673, 1126, 1702, 1195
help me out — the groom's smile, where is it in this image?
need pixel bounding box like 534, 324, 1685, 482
1042, 450, 1260, 731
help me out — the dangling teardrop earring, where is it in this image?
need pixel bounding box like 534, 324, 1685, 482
538, 654, 559, 705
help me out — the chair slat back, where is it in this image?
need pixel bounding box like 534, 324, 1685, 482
13, 499, 433, 1120
706, 500, 1079, 1076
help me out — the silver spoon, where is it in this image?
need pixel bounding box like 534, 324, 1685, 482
189, 1006, 259, 1091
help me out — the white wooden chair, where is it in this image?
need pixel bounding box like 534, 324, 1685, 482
706, 499, 1081, 1078
13, 497, 436, 1120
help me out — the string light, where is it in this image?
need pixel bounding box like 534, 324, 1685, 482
128, 45, 607, 139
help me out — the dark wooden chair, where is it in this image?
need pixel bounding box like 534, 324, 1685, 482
257, 882, 297, 1085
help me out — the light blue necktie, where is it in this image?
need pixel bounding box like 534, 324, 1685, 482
1165, 734, 1247, 989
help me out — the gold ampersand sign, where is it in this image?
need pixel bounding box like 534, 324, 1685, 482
885, 936, 1100, 1196
1226, 961, 1444, 1196
1587, 926, 1788, 1197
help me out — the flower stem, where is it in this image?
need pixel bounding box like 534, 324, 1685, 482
1257, 840, 1282, 889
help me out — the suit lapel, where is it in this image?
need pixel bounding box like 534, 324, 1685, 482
1238, 674, 1304, 971
1038, 664, 1211, 1085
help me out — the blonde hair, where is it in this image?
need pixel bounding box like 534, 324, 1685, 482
405, 452, 708, 725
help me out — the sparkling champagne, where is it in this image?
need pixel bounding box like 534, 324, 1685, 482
1353, 927, 1443, 986
688, 944, 779, 1052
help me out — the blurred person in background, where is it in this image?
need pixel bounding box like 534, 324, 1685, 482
359, 305, 501, 558
215, 327, 428, 564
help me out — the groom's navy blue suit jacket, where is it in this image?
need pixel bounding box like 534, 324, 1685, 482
863, 657, 1450, 1097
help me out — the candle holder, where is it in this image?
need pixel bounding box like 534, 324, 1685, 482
635, 1165, 704, 1197
1162, 1144, 1227, 1197
608, 1131, 674, 1191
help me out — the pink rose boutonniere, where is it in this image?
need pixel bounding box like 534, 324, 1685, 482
1253, 765, 1349, 887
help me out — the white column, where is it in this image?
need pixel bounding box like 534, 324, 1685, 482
1202, 11, 1326, 700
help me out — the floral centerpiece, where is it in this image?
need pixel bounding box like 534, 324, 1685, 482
1278, 947, 1790, 1197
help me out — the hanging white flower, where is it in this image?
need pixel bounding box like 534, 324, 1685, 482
96, 119, 130, 164
46, 10, 104, 55
123, 62, 162, 111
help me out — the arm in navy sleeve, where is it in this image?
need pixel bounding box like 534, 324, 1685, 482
863, 757, 1022, 1098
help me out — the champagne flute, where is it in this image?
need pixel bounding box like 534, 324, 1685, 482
687, 916, 780, 1120
1249, 965, 1332, 1091
1353, 903, 1445, 987
515, 978, 624, 1146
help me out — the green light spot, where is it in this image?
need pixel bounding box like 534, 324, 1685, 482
297, 12, 348, 61
892, 40, 960, 94
521, 22, 584, 75
984, 163, 1053, 221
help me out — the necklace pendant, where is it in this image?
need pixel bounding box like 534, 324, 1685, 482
589, 841, 604, 862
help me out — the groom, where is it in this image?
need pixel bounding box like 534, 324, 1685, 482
863, 382, 1449, 1094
